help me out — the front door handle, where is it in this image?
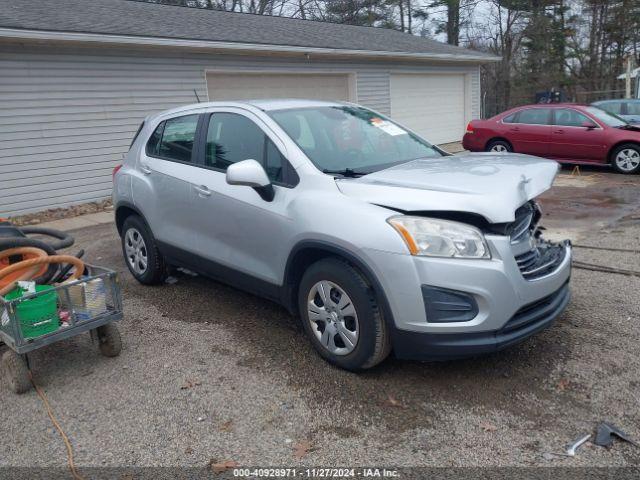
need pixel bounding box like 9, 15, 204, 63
553, 129, 565, 134
509, 127, 520, 132
140, 163, 152, 175
194, 185, 212, 197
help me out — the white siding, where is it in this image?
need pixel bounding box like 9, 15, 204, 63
0, 44, 482, 216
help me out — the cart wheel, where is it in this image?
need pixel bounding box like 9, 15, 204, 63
1, 350, 31, 394
96, 324, 122, 357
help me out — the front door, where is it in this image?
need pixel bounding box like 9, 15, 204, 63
508, 108, 552, 157
549, 108, 607, 161
191, 109, 298, 286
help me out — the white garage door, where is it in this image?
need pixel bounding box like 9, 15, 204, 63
206, 72, 352, 102
390, 74, 466, 145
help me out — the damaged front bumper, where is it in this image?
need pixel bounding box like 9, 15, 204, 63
364, 234, 572, 361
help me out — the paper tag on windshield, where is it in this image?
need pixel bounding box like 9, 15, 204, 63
370, 118, 407, 136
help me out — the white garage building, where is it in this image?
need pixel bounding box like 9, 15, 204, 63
0, 0, 497, 216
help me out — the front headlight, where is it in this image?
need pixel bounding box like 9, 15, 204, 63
388, 216, 490, 259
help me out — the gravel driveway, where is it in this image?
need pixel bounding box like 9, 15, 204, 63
1, 171, 639, 473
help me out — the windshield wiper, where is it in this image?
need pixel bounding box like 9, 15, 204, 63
322, 168, 367, 178
616, 124, 639, 130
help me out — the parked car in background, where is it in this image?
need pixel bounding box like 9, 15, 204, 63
113, 100, 571, 371
463, 104, 640, 174
592, 99, 640, 125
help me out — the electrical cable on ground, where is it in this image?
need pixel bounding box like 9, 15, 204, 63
29, 371, 85, 480
573, 261, 640, 278
573, 244, 640, 254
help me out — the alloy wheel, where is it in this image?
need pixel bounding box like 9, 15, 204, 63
124, 227, 148, 275
615, 148, 640, 172
490, 144, 508, 152
307, 280, 359, 355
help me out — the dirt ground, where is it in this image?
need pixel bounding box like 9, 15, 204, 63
1, 167, 639, 475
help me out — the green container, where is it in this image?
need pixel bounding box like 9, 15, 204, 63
5, 285, 59, 338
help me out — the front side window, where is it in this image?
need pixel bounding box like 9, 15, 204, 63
147, 114, 199, 162
517, 108, 551, 125
269, 106, 443, 174
205, 113, 285, 183
554, 109, 592, 127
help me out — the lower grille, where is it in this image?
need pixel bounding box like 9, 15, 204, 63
501, 282, 570, 334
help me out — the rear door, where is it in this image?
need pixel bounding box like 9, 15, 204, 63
133, 113, 202, 250
549, 108, 607, 161
507, 108, 552, 156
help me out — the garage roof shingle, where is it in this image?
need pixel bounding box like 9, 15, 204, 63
0, 0, 495, 60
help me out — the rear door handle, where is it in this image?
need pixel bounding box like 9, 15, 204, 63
553, 129, 565, 134
140, 163, 152, 175
194, 185, 212, 197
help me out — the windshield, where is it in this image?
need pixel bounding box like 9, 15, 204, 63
585, 106, 628, 127
268, 106, 443, 174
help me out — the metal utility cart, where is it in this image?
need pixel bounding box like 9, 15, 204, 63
0, 265, 123, 394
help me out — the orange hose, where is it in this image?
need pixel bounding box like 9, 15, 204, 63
0, 255, 85, 297
0, 247, 49, 290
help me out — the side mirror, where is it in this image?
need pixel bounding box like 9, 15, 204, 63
581, 120, 597, 129
226, 159, 274, 201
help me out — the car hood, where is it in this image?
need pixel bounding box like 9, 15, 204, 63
336, 153, 559, 223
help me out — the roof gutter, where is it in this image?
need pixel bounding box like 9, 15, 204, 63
0, 27, 501, 62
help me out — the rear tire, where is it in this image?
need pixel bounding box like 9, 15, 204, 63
611, 143, 640, 174
486, 139, 513, 153
298, 258, 390, 371
1, 351, 31, 394
121, 215, 167, 285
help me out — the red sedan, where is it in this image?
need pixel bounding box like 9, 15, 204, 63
462, 104, 640, 174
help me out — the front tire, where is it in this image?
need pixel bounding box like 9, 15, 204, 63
486, 139, 513, 153
121, 215, 167, 285
298, 258, 390, 371
611, 143, 640, 174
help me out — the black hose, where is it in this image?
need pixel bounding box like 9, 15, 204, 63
19, 227, 75, 250
0, 237, 59, 284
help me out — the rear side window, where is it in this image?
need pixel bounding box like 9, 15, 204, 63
146, 114, 199, 163
146, 122, 164, 156
517, 108, 551, 125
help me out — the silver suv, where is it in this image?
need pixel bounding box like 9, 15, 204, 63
113, 100, 572, 371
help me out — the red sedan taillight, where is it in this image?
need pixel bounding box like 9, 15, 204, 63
466, 122, 474, 134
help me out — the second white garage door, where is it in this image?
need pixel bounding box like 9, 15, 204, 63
206, 72, 352, 102
390, 73, 467, 145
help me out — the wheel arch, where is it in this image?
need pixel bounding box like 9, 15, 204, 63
485, 137, 513, 151
607, 140, 640, 164
115, 201, 146, 236
282, 241, 396, 330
